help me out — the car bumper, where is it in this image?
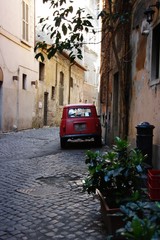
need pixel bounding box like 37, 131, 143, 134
60, 133, 101, 140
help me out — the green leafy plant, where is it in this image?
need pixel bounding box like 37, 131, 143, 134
35, 0, 131, 66
115, 201, 160, 239
35, 0, 95, 62
83, 137, 146, 207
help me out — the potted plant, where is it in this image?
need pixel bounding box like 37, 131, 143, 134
83, 137, 147, 236
115, 201, 160, 239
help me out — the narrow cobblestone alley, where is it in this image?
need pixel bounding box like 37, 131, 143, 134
0, 127, 107, 240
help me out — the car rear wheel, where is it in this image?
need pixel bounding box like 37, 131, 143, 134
95, 136, 102, 147
60, 138, 66, 149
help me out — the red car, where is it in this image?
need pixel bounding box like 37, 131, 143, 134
60, 104, 102, 148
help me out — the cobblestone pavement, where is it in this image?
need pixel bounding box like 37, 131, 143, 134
0, 127, 107, 240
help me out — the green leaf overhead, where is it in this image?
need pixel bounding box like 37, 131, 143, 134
35, 0, 95, 62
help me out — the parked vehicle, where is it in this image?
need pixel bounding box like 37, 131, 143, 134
59, 104, 102, 148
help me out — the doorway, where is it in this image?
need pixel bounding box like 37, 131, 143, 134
0, 67, 3, 131
112, 72, 119, 138
44, 92, 48, 126
0, 82, 2, 131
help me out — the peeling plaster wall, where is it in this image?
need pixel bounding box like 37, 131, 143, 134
128, 5, 160, 168
35, 53, 85, 127
129, 71, 160, 168
83, 83, 98, 106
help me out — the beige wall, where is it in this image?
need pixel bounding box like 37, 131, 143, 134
35, 0, 100, 122
34, 53, 86, 127
0, 0, 39, 132
0, 0, 100, 132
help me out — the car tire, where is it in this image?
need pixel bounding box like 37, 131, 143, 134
95, 136, 102, 147
60, 138, 66, 149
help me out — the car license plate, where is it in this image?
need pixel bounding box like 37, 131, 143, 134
74, 123, 86, 131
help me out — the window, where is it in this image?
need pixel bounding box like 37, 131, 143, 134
151, 23, 160, 83
51, 86, 55, 99
39, 62, 45, 81
59, 72, 64, 105
22, 0, 29, 42
22, 74, 27, 90
60, 72, 64, 86
68, 108, 92, 118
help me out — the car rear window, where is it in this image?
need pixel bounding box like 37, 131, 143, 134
68, 107, 92, 118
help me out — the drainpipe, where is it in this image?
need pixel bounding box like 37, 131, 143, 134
68, 63, 74, 104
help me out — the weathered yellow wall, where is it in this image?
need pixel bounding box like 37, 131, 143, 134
128, 15, 160, 168
34, 53, 86, 127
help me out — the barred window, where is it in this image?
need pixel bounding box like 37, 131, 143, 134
51, 86, 55, 99
39, 62, 45, 81
59, 72, 64, 106
22, 74, 27, 90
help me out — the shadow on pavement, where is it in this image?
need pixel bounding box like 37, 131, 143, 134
62, 140, 103, 150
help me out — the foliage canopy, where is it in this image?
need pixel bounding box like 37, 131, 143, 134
35, 0, 95, 62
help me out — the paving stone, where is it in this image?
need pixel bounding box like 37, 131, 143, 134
0, 127, 107, 240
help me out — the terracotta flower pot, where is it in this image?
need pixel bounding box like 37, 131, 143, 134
96, 189, 125, 238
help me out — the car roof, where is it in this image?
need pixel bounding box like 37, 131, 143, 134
64, 103, 95, 108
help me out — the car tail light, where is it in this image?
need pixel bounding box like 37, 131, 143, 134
61, 124, 66, 135
95, 120, 101, 130
62, 125, 66, 132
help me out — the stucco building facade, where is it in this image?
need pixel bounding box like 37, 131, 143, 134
34, 52, 86, 127
129, 0, 160, 168
100, 0, 160, 168
0, 0, 100, 132
35, 0, 101, 125
0, 0, 39, 132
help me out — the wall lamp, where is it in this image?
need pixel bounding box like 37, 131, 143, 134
144, 1, 160, 23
